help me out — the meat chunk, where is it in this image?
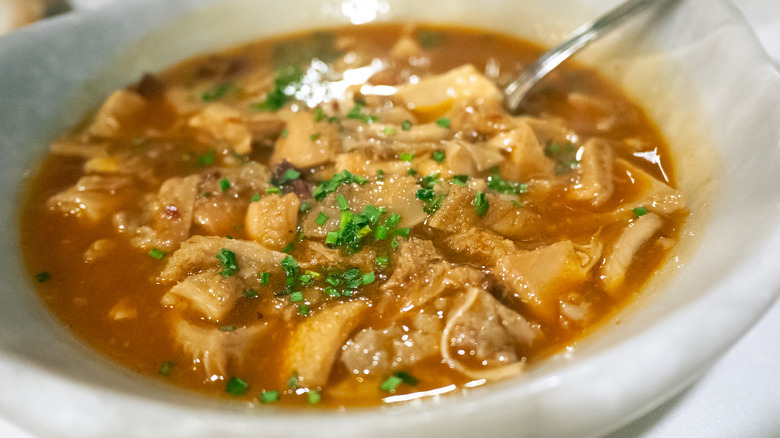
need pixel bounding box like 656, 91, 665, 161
395, 64, 502, 121
379, 237, 485, 315
151, 175, 199, 250
282, 299, 369, 387
111, 175, 199, 252
341, 312, 441, 377
270, 110, 340, 168
174, 319, 268, 377
444, 140, 505, 175
616, 159, 686, 216
161, 272, 244, 322
47, 174, 135, 222
87, 89, 147, 138
192, 162, 271, 235
428, 184, 540, 240
601, 213, 664, 296
569, 137, 615, 206
490, 119, 556, 181
442, 287, 541, 379
443, 226, 516, 262
493, 240, 590, 323
245, 193, 300, 251
158, 235, 287, 284
188, 103, 253, 155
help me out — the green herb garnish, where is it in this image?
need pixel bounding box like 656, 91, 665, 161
226, 376, 249, 396
435, 117, 451, 128
473, 191, 489, 216
158, 361, 174, 376
259, 272, 270, 286
219, 177, 231, 192
315, 212, 329, 226
259, 390, 279, 403
201, 82, 234, 102
217, 248, 239, 277
253, 65, 304, 112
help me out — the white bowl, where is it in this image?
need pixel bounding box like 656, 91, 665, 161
1, 0, 779, 437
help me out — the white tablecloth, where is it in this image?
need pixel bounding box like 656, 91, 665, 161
0, 0, 778, 436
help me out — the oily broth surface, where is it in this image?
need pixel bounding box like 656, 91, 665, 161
20, 24, 685, 406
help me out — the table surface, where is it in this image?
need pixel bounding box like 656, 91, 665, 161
0, 0, 778, 436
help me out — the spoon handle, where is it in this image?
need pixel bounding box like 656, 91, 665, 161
504, 0, 677, 111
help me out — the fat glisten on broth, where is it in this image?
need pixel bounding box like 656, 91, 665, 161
20, 24, 687, 406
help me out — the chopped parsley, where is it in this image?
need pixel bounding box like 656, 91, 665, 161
435, 117, 451, 128
321, 266, 375, 297
361, 204, 386, 225
487, 172, 527, 195
148, 248, 166, 260
375, 255, 390, 268
379, 376, 402, 392
280, 255, 300, 287
418, 29, 446, 48
545, 142, 580, 174
417, 173, 446, 214
380, 370, 419, 392
216, 248, 239, 277
473, 191, 489, 216
259, 272, 270, 286
307, 390, 321, 405
383, 126, 397, 136
196, 148, 216, 167
312, 107, 326, 122
290, 291, 304, 302
452, 174, 468, 186
401, 120, 412, 131
633, 206, 649, 217
346, 102, 378, 124
287, 371, 299, 389
315, 212, 329, 226
219, 177, 231, 192
431, 150, 446, 163
259, 390, 279, 403
394, 370, 419, 386
226, 376, 249, 396
394, 227, 410, 237
158, 361, 174, 376
312, 169, 367, 201
399, 152, 415, 162
336, 194, 350, 211
253, 65, 304, 112
201, 82, 234, 102
244, 289, 259, 299
374, 225, 390, 240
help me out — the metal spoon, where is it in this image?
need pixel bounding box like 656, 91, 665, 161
504, 0, 677, 112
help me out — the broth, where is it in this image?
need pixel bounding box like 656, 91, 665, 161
20, 24, 687, 407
